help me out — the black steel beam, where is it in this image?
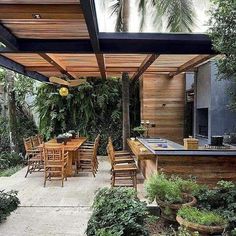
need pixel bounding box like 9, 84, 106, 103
15, 39, 93, 53
0, 33, 215, 54
99, 32, 215, 54
0, 55, 49, 82
0, 24, 19, 50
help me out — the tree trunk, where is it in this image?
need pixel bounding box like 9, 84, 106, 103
122, 72, 130, 150
122, 0, 130, 32
6, 70, 19, 153
121, 0, 131, 150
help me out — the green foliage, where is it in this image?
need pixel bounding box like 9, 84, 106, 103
209, 0, 236, 109
86, 187, 150, 236
0, 165, 23, 177
0, 190, 20, 223
145, 173, 200, 204
110, 0, 196, 32
0, 152, 23, 170
0, 116, 10, 152
133, 125, 147, 136
0, 68, 38, 153
35, 77, 139, 154
178, 206, 227, 226
195, 180, 236, 234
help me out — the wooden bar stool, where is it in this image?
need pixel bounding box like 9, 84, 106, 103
107, 140, 137, 190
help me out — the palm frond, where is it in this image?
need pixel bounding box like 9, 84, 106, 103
109, 0, 123, 32
138, 0, 146, 32
153, 0, 196, 32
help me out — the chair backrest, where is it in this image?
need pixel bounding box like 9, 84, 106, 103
93, 134, 100, 156
23, 137, 33, 152
31, 135, 40, 148
44, 145, 65, 165
107, 138, 115, 166
37, 134, 44, 144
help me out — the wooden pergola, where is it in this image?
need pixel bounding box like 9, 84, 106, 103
0, 0, 216, 83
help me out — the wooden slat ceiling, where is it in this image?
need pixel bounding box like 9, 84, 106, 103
1, 53, 210, 79
0, 3, 88, 39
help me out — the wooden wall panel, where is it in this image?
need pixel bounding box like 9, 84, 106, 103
141, 73, 185, 144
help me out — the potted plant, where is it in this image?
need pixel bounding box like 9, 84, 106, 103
56, 133, 72, 144
177, 207, 227, 235
145, 173, 198, 222
68, 130, 77, 139
133, 125, 147, 137
56, 134, 67, 144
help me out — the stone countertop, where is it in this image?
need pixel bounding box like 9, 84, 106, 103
137, 138, 236, 156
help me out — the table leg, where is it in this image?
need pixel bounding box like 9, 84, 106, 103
67, 151, 73, 177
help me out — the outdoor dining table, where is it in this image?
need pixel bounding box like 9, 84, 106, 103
39, 137, 87, 177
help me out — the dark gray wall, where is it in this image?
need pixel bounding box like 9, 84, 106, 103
210, 62, 236, 135
193, 61, 236, 145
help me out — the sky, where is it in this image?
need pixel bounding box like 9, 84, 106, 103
95, 0, 212, 33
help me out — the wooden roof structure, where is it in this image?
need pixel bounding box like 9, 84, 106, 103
0, 0, 216, 83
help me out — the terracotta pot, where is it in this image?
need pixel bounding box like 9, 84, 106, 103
176, 215, 226, 235
156, 194, 197, 222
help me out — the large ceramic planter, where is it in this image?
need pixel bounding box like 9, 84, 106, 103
156, 194, 197, 222
176, 215, 226, 235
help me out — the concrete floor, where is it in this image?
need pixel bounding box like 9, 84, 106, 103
0, 157, 145, 236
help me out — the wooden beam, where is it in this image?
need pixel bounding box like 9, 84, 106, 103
80, 0, 107, 79
169, 55, 214, 78
0, 4, 84, 19
131, 54, 160, 82
0, 23, 18, 50
0, 55, 49, 82
38, 53, 77, 79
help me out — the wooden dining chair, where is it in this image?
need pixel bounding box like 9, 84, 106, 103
31, 135, 40, 148
77, 134, 100, 177
37, 134, 44, 144
43, 145, 68, 187
24, 137, 44, 178
107, 140, 137, 190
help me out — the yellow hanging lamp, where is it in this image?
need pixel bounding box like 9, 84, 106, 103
59, 87, 69, 97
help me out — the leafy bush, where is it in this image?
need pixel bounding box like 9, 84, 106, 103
0, 116, 10, 152
195, 180, 236, 234
0, 152, 23, 170
35, 78, 140, 155
0, 165, 23, 177
145, 173, 200, 204
86, 187, 150, 236
178, 206, 227, 226
0, 190, 20, 223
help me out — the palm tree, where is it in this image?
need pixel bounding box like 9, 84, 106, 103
105, 0, 199, 149
110, 0, 197, 32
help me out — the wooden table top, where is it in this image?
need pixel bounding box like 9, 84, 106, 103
40, 137, 87, 152
127, 139, 155, 160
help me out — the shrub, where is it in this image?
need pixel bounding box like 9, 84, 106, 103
195, 180, 236, 234
178, 206, 227, 226
0, 152, 23, 170
86, 187, 150, 236
145, 173, 200, 204
0, 190, 20, 223
0, 116, 10, 152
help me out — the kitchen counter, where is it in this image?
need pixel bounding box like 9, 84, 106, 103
127, 138, 236, 185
